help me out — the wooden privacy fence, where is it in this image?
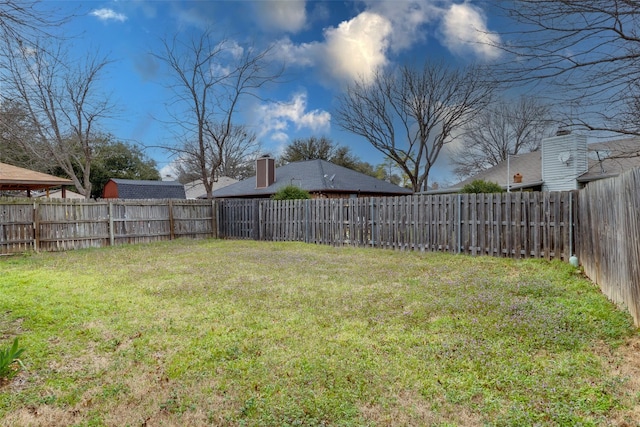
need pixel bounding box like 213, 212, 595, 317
3, 182, 639, 325
218, 192, 577, 260
0, 199, 217, 254
578, 168, 640, 325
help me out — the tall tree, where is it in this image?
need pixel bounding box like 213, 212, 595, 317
0, 99, 51, 171
495, 1, 640, 136
2, 37, 114, 198
451, 97, 554, 179
335, 62, 496, 192
279, 136, 361, 169
280, 136, 334, 163
155, 31, 282, 198
90, 139, 160, 198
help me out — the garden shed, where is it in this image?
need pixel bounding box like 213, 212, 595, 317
102, 178, 186, 199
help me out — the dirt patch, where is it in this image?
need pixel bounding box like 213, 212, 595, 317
599, 335, 640, 426
359, 389, 484, 426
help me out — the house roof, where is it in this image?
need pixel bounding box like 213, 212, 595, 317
0, 162, 73, 191
107, 179, 186, 199
445, 137, 640, 192
578, 137, 640, 182
213, 159, 413, 198
447, 151, 543, 192
184, 177, 238, 199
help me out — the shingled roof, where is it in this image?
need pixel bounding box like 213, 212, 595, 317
0, 162, 73, 192
578, 137, 640, 183
213, 159, 412, 198
184, 177, 238, 199
447, 151, 543, 192
104, 179, 186, 199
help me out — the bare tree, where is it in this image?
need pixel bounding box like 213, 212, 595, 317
451, 97, 554, 179
2, 38, 114, 198
155, 31, 282, 198
0, 1, 66, 53
335, 62, 496, 192
0, 99, 50, 171
173, 123, 261, 183
495, 1, 640, 135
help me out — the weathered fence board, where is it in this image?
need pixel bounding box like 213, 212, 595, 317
0, 198, 217, 254
578, 168, 640, 325
0, 201, 35, 254
36, 200, 110, 251
219, 192, 576, 261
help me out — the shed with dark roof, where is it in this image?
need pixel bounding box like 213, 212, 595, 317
103, 179, 186, 199
213, 158, 412, 199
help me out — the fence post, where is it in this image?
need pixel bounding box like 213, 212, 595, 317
32, 201, 39, 252
211, 199, 217, 239
370, 198, 375, 247
108, 202, 115, 246
457, 194, 461, 254
252, 199, 260, 240
168, 200, 175, 240
304, 199, 310, 244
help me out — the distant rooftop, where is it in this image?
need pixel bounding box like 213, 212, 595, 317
213, 159, 412, 198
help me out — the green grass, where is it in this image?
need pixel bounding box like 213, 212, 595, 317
0, 239, 637, 426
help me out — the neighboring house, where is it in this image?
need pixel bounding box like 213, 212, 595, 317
443, 132, 640, 193
0, 162, 73, 197
213, 157, 413, 199
102, 179, 186, 199
184, 177, 238, 199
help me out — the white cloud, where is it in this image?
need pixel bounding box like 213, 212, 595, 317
322, 11, 392, 84
273, 12, 392, 85
254, 0, 307, 33
440, 3, 501, 60
90, 8, 127, 23
273, 37, 318, 68
209, 40, 245, 78
172, 3, 214, 29
364, 0, 440, 52
271, 1, 501, 85
159, 162, 179, 181
217, 40, 244, 60
256, 92, 331, 141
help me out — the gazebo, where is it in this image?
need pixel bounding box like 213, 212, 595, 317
0, 162, 74, 197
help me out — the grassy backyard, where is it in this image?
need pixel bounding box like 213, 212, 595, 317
0, 239, 638, 426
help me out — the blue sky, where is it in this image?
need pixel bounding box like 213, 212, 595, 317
50, 0, 504, 185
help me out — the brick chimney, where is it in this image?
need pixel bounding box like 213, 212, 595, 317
256, 156, 275, 189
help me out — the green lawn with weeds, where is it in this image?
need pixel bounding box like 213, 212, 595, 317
0, 239, 638, 426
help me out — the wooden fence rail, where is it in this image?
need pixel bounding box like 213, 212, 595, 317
219, 192, 577, 260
